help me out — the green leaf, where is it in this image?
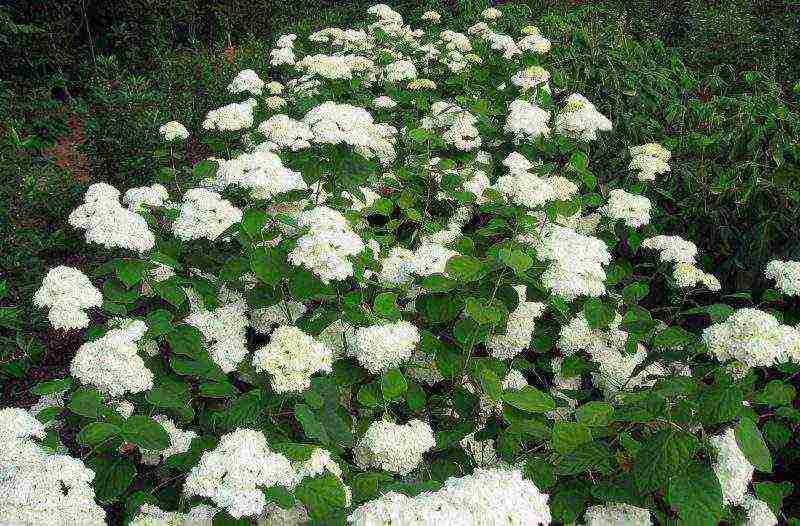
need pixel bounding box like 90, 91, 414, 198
146, 309, 174, 337
575, 402, 614, 426
167, 324, 204, 358
373, 292, 401, 319
417, 293, 464, 324
262, 485, 295, 510
666, 463, 723, 525
419, 274, 457, 292
295, 474, 348, 523
569, 151, 589, 171
121, 416, 171, 450
632, 430, 700, 493
77, 422, 121, 447
552, 422, 592, 454
295, 403, 329, 443
583, 298, 616, 330
153, 277, 186, 307
445, 255, 486, 282
289, 269, 331, 301
357, 382, 382, 408
652, 326, 693, 349
465, 296, 507, 326
31, 377, 73, 396
499, 248, 533, 274
199, 381, 240, 399
734, 417, 773, 472
477, 366, 502, 403
68, 388, 105, 419
405, 381, 427, 412
241, 208, 268, 238
698, 383, 743, 424
502, 387, 556, 413
116, 259, 148, 287
380, 369, 407, 400
754, 380, 796, 407
250, 247, 284, 287
192, 159, 218, 180
90, 455, 136, 503
622, 282, 649, 304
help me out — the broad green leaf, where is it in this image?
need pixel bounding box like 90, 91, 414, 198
632, 430, 700, 493
502, 387, 556, 413
295, 403, 329, 444
90, 455, 136, 503
31, 377, 73, 396
666, 463, 723, 525
380, 369, 407, 399
295, 474, 348, 522
121, 416, 170, 450
68, 388, 105, 419
575, 402, 615, 426
77, 422, 121, 447
445, 255, 486, 282
734, 417, 773, 472
250, 247, 284, 287
583, 298, 616, 330
552, 422, 592, 454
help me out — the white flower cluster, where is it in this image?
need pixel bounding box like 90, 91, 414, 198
186, 301, 250, 373
302, 102, 397, 163
140, 415, 198, 466
765, 259, 800, 296
70, 319, 154, 397
642, 235, 720, 291
183, 428, 298, 518
384, 59, 418, 82
252, 325, 333, 393
257, 114, 314, 151
741, 493, 779, 526
554, 93, 612, 141
212, 150, 308, 200
421, 101, 481, 151
709, 427, 754, 505
702, 308, 800, 368
629, 143, 671, 181
346, 319, 420, 373
250, 299, 308, 333
534, 224, 611, 300
421, 10, 441, 23
228, 69, 265, 96
504, 99, 551, 143
372, 95, 398, 109
354, 419, 435, 475
496, 153, 577, 209
518, 27, 552, 54
584, 503, 652, 525
130, 504, 216, 526
202, 98, 258, 131
33, 265, 102, 330
0, 408, 107, 526
348, 468, 551, 526
270, 34, 297, 66
510, 65, 551, 92
487, 285, 547, 359
159, 120, 190, 141
287, 206, 365, 282
69, 182, 156, 253
172, 188, 243, 241
124, 183, 171, 212
600, 188, 652, 228
296, 53, 375, 80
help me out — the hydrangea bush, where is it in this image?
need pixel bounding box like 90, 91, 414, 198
5, 4, 800, 525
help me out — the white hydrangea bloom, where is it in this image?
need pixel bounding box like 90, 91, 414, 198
584, 503, 652, 525
183, 429, 298, 518
252, 326, 333, 393
287, 206, 366, 283
228, 69, 265, 96
250, 300, 308, 333
421, 10, 441, 23
488, 285, 546, 359
258, 504, 309, 526
33, 266, 102, 330
481, 7, 503, 20
185, 301, 250, 373
503, 151, 536, 173
69, 182, 156, 253
629, 143, 671, 182
641, 235, 698, 264
709, 427, 754, 505
412, 243, 459, 277
159, 121, 190, 141
673, 262, 721, 291
130, 504, 216, 526
600, 188, 652, 228
554, 93, 613, 141
741, 493, 778, 526
264, 96, 287, 110
123, 184, 170, 212
459, 433, 498, 467
408, 78, 437, 91
765, 260, 800, 296
510, 66, 551, 92
113, 400, 135, 419
354, 419, 435, 475
172, 188, 243, 242
257, 114, 314, 151
347, 320, 420, 373
296, 54, 375, 80
202, 98, 258, 131
302, 102, 397, 164
384, 59, 418, 82
348, 468, 551, 525
211, 150, 308, 199
266, 81, 284, 95
270, 46, 296, 66
70, 319, 154, 397
372, 95, 398, 109
378, 247, 417, 286
504, 99, 551, 143
702, 308, 800, 367
518, 31, 552, 54
421, 101, 481, 151
140, 415, 198, 466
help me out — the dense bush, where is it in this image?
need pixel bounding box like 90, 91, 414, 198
3, 3, 800, 525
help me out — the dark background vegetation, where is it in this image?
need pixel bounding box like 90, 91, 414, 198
1, 0, 799, 397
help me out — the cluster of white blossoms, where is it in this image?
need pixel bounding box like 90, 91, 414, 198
702, 308, 800, 368
372, 95, 398, 109
185, 301, 250, 373
252, 325, 333, 393
629, 143, 671, 181
159, 120, 190, 141
287, 206, 366, 282
211, 150, 308, 200
384, 59, 418, 82
421, 101, 481, 151
33, 265, 102, 330
642, 235, 720, 290
257, 114, 314, 151
510, 65, 551, 92
348, 468, 551, 526
354, 419, 435, 475
504, 99, 551, 143
124, 183, 171, 212
496, 156, 577, 209
518, 26, 552, 54
0, 408, 107, 525
69, 182, 156, 253
468, 22, 522, 60
228, 68, 265, 96
130, 504, 216, 526
765, 259, 800, 296
554, 93, 613, 141
741, 493, 779, 526
533, 224, 611, 300
600, 188, 652, 228
270, 33, 297, 66
296, 53, 375, 80
346, 319, 420, 373
421, 10, 442, 23
202, 98, 258, 131
172, 188, 243, 241
710, 427, 755, 505
70, 319, 154, 397
583, 503, 652, 526
488, 285, 547, 359
140, 415, 198, 466
302, 102, 397, 164
183, 429, 298, 518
